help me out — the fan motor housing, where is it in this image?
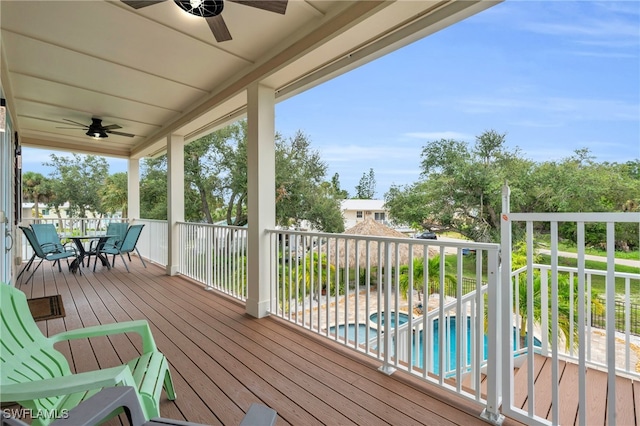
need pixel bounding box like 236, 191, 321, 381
174, 0, 223, 17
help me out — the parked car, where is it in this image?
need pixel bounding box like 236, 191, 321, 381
415, 231, 437, 240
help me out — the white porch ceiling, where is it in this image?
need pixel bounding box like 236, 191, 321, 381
0, 0, 499, 160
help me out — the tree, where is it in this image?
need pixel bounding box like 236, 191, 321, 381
22, 172, 49, 218
274, 130, 343, 232
100, 172, 128, 217
45, 154, 109, 217
354, 168, 376, 199
184, 131, 230, 223
331, 173, 349, 199
385, 130, 530, 242
139, 121, 344, 232
511, 246, 604, 349
398, 256, 455, 301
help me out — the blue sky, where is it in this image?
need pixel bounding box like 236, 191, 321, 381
23, 1, 640, 198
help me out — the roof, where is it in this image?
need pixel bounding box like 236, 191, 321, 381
327, 218, 435, 267
343, 217, 404, 238
0, 1, 500, 159
341, 199, 386, 211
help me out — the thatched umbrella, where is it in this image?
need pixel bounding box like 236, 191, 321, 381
321, 218, 437, 268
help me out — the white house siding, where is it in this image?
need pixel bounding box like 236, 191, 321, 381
340, 199, 389, 230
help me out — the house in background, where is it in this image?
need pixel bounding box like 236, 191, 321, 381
340, 199, 389, 229
21, 202, 120, 221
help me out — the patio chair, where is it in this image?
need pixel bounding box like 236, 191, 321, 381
87, 221, 129, 266
30, 223, 70, 255
96, 224, 146, 272
31, 223, 78, 271
16, 226, 78, 284
0, 283, 176, 426
0, 386, 278, 426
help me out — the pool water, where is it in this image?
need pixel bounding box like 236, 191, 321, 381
329, 323, 378, 344
330, 316, 541, 375
369, 312, 409, 328
410, 317, 541, 374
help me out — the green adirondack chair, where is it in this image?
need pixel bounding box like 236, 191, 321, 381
0, 283, 176, 426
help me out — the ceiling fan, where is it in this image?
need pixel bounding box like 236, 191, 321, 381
121, 0, 288, 42
56, 118, 135, 139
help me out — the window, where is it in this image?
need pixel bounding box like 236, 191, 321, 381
41, 209, 49, 215
374, 212, 385, 221
356, 211, 363, 218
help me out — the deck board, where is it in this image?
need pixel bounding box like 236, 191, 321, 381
615, 375, 636, 426
14, 260, 501, 426
586, 367, 608, 425
11, 259, 637, 426
558, 362, 580, 426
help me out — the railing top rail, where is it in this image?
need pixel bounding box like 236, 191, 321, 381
266, 228, 499, 250
418, 284, 489, 322
177, 221, 248, 231
138, 218, 169, 224
512, 263, 640, 279
505, 212, 639, 223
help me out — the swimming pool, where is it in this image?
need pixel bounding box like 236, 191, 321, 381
330, 316, 541, 375
369, 312, 409, 328
329, 323, 378, 344
405, 317, 541, 374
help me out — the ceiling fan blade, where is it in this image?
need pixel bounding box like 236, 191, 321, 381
121, 0, 167, 9
62, 118, 89, 127
56, 126, 88, 130
230, 0, 287, 14
106, 130, 136, 138
206, 15, 232, 42
102, 124, 123, 130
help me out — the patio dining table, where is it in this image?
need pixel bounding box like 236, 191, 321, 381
69, 234, 116, 273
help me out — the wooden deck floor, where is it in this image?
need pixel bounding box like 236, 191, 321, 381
11, 257, 638, 425
13, 258, 517, 426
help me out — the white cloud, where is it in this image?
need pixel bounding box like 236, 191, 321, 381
456, 96, 639, 121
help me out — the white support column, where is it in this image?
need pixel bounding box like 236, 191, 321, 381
127, 158, 140, 221
167, 134, 185, 276
246, 82, 275, 318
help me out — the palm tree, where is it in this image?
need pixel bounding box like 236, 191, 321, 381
511, 247, 604, 350
278, 251, 339, 308
398, 256, 456, 302
22, 172, 46, 219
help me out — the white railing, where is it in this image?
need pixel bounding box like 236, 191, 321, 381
177, 222, 247, 301
511, 263, 640, 374
267, 229, 501, 417
22, 213, 638, 424
19, 217, 128, 263
136, 219, 168, 267
501, 210, 640, 426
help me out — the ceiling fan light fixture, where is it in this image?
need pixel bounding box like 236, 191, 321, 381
174, 0, 223, 17
86, 128, 108, 139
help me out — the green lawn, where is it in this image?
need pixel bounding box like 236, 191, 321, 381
537, 236, 640, 261
539, 255, 640, 302
450, 251, 639, 301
